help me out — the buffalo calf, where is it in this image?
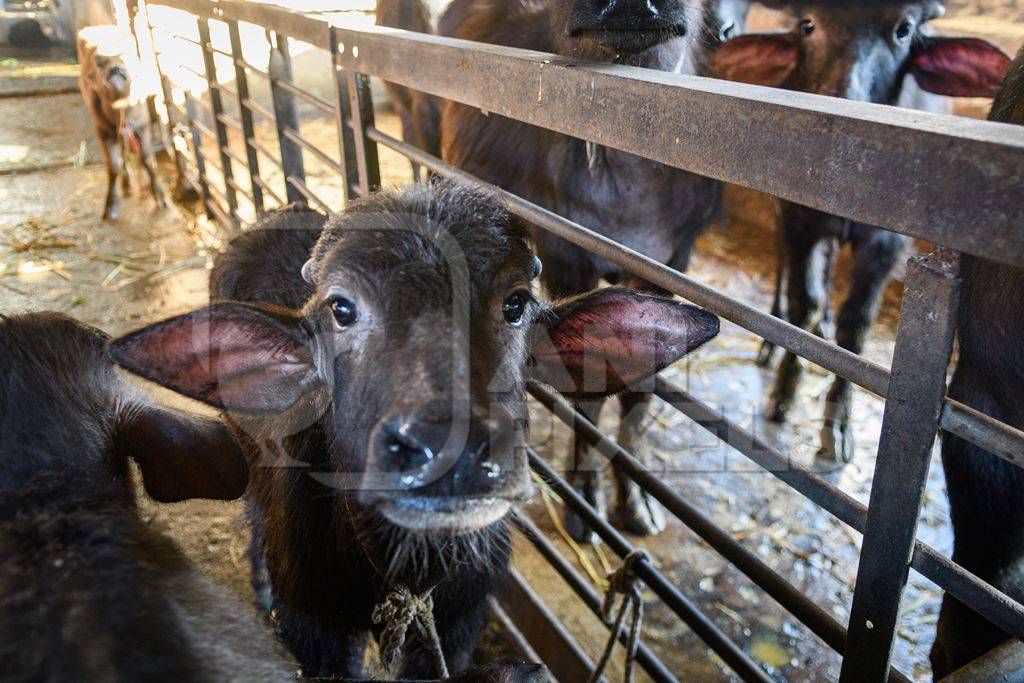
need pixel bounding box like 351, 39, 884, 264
380, 0, 747, 542
713, 0, 1011, 462
109, 183, 719, 678
930, 44, 1024, 679
78, 25, 168, 221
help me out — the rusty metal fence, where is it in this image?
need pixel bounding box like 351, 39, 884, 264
125, 0, 1024, 680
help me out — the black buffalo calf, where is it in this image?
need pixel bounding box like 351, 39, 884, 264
713, 0, 1011, 462
930, 45, 1024, 679
109, 183, 719, 679
0, 312, 294, 681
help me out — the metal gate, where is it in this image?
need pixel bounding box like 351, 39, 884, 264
124, 0, 1024, 679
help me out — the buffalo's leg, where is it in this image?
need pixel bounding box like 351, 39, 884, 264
758, 223, 788, 366
767, 219, 835, 422
102, 137, 125, 221
818, 228, 904, 462
564, 398, 608, 543
613, 391, 665, 536
139, 148, 168, 208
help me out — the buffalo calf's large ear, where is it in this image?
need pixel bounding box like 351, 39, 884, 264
108, 302, 322, 414
911, 36, 1011, 98
709, 32, 798, 87
531, 287, 720, 398
119, 406, 248, 503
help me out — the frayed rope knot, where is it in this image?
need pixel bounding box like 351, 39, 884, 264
587, 549, 650, 683
372, 585, 449, 678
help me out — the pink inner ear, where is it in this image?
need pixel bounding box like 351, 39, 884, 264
532, 289, 719, 398
912, 38, 1012, 98
109, 304, 317, 414
710, 32, 798, 87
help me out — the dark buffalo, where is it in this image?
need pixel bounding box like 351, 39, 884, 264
109, 184, 719, 678
712, 0, 1010, 461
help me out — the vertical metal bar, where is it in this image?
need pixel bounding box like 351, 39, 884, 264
498, 568, 597, 683
331, 28, 359, 206
138, 0, 187, 186
227, 19, 264, 213
183, 94, 213, 220
197, 18, 239, 225
840, 251, 962, 682
346, 70, 381, 196
267, 31, 306, 204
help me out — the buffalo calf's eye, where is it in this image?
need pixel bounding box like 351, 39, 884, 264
799, 18, 815, 36
894, 19, 914, 42
330, 296, 358, 327
502, 291, 530, 326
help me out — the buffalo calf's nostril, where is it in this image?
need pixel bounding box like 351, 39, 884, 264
381, 421, 434, 472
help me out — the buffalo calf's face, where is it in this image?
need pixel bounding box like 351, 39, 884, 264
109, 184, 720, 537
712, 0, 1010, 103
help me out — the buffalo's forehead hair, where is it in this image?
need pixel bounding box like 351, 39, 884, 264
309, 182, 534, 305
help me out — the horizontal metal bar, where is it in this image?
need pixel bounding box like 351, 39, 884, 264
337, 27, 1024, 267
191, 118, 216, 142
273, 78, 334, 114
646, 379, 1024, 644
225, 175, 254, 203
220, 144, 246, 167
236, 57, 271, 81
527, 449, 772, 683
203, 41, 233, 59
528, 382, 849, 655
241, 97, 274, 120
282, 127, 344, 175
192, 144, 225, 174
216, 112, 243, 132
247, 137, 283, 171
500, 568, 597, 683
512, 512, 678, 683
368, 125, 891, 398
204, 194, 235, 231
286, 175, 332, 213
909, 545, 1024, 646
488, 598, 544, 665
214, 80, 237, 99
251, 174, 283, 205
941, 400, 1024, 471
151, 25, 200, 46
151, 0, 1024, 265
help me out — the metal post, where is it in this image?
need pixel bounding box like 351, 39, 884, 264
840, 251, 962, 682
197, 18, 239, 224
183, 93, 213, 220
346, 70, 381, 196
331, 28, 359, 206
227, 19, 264, 213
268, 31, 306, 205
137, 0, 190, 190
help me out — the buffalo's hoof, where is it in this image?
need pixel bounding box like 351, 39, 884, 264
103, 205, 120, 222
155, 192, 170, 209
616, 487, 665, 536
818, 403, 854, 464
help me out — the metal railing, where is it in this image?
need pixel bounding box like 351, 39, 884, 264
130, 0, 1024, 680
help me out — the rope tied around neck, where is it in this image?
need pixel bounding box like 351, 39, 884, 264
587, 549, 650, 683
372, 585, 449, 679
